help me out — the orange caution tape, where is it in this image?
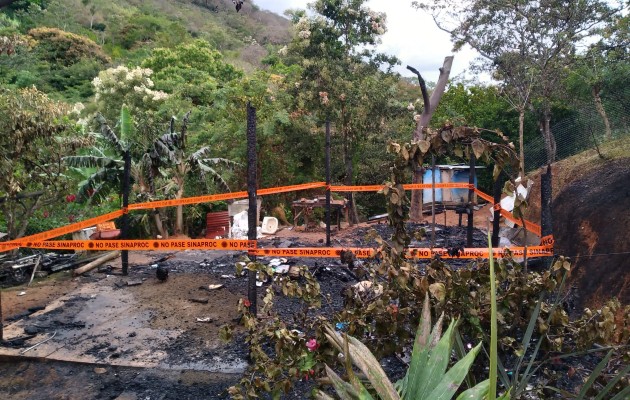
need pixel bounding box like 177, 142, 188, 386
250, 247, 375, 258
257, 182, 326, 195
403, 183, 473, 190
540, 235, 555, 246
405, 246, 553, 259
10, 239, 256, 251
130, 191, 249, 210
0, 182, 549, 255
472, 188, 542, 236
0, 244, 19, 252
0, 210, 124, 252
250, 245, 553, 259
329, 183, 473, 192
328, 185, 386, 192
473, 188, 495, 203
130, 183, 327, 210
500, 210, 542, 237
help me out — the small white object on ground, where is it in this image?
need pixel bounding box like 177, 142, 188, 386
261, 217, 279, 234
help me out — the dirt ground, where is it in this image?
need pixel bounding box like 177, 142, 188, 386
2, 148, 627, 398
552, 158, 630, 309
527, 157, 630, 310
0, 215, 497, 400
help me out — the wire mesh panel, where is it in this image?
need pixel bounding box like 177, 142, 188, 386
524, 94, 630, 171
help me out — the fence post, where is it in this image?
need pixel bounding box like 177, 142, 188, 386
121, 150, 131, 276
491, 172, 503, 247
431, 155, 436, 247
541, 164, 553, 266
246, 102, 258, 316
0, 285, 3, 342
467, 155, 476, 247
325, 121, 331, 247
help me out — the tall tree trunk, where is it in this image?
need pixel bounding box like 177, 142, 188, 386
174, 165, 186, 235
175, 191, 185, 235
409, 56, 454, 221
153, 209, 168, 238
343, 129, 358, 225
16, 197, 41, 239
592, 85, 612, 140
518, 108, 525, 177
540, 111, 556, 165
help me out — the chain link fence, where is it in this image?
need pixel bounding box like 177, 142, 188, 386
524, 93, 630, 171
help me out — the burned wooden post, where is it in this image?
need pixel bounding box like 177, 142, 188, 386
491, 172, 504, 247
0, 286, 3, 342
325, 120, 331, 247
246, 102, 258, 315
467, 155, 476, 247
541, 164, 553, 267
431, 155, 436, 248
121, 150, 131, 276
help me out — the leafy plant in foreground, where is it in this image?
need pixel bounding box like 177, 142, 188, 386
315, 293, 487, 400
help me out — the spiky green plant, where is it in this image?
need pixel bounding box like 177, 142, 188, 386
315, 293, 488, 400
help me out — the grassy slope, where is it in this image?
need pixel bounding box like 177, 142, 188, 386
526, 134, 630, 222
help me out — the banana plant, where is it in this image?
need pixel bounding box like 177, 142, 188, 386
315, 293, 488, 400
143, 112, 240, 235
63, 106, 133, 204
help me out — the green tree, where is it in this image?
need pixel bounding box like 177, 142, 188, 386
0, 87, 78, 240
285, 0, 401, 223
565, 9, 630, 140
141, 39, 243, 106
90, 65, 169, 155
415, 0, 624, 164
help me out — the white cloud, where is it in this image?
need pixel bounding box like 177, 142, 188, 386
253, 0, 485, 83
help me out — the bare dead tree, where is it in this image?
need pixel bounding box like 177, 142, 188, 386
407, 56, 454, 221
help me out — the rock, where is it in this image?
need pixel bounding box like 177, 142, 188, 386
23, 325, 40, 335
126, 280, 143, 286
97, 265, 112, 273
94, 367, 107, 374
279, 240, 294, 248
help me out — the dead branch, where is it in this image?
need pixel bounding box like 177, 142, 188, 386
406, 65, 430, 113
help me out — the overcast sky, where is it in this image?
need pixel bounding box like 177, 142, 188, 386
253, 0, 483, 83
